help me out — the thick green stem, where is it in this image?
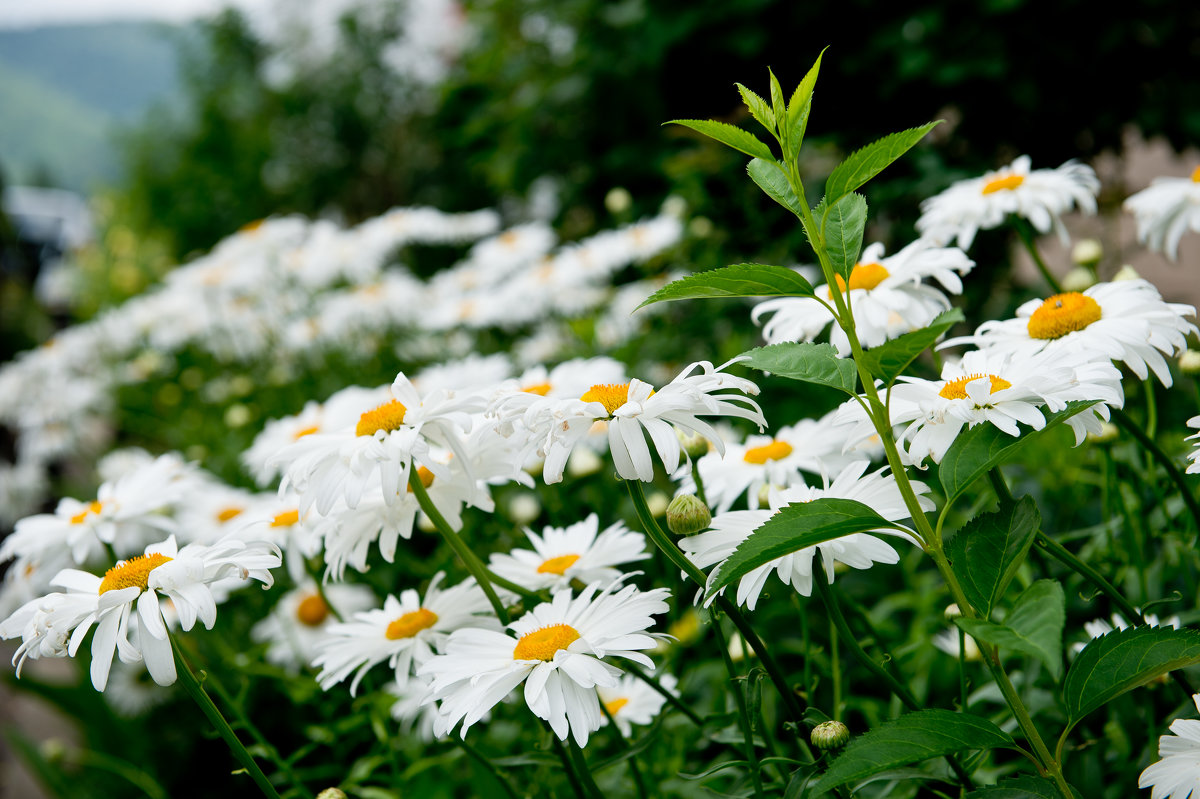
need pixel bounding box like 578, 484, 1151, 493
1014, 220, 1063, 294
1111, 408, 1200, 533
566, 740, 605, 799
712, 617, 766, 799
170, 635, 284, 799
551, 736, 588, 797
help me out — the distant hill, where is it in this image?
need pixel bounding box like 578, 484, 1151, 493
0, 22, 190, 192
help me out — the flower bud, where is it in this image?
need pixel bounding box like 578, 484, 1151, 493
810, 720, 851, 751
1112, 264, 1141, 282
944, 603, 962, 620
1179, 349, 1200, 375
316, 790, 348, 799
676, 429, 710, 461
1061, 266, 1096, 292
1071, 238, 1103, 267
647, 491, 670, 518
508, 493, 541, 525
1087, 421, 1119, 444
605, 187, 632, 214
666, 494, 711, 535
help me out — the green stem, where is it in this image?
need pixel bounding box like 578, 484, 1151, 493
691, 459, 709, 507
829, 615, 841, 720
567, 740, 605, 799
551, 736, 587, 797
1144, 379, 1158, 439
1111, 408, 1200, 533
457, 740, 519, 799
169, 634, 283, 799
712, 617, 766, 799
599, 696, 648, 799
1014, 219, 1063, 294
625, 480, 810, 735
69, 748, 169, 799
625, 662, 703, 726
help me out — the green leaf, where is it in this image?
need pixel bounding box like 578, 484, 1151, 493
813, 709, 1013, 793
964, 775, 1065, 798
736, 82, 775, 134
635, 263, 814, 310
784, 48, 824, 161
747, 157, 804, 217
1063, 625, 1200, 726
768, 67, 786, 128
740, 342, 858, 395
956, 580, 1066, 680
824, 122, 941, 205
945, 496, 1040, 619
938, 401, 1100, 504
667, 118, 775, 161
824, 192, 868, 282
706, 498, 904, 599
859, 308, 965, 386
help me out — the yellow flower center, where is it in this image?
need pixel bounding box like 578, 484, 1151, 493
605, 697, 630, 716
743, 440, 794, 464
1026, 292, 1102, 340
938, 373, 1013, 401
831, 262, 890, 295
537, 554, 581, 575
982, 173, 1025, 194
295, 594, 329, 627
239, 218, 265, 234
98, 553, 173, 595
513, 623, 581, 661
216, 507, 243, 523
271, 510, 300, 528
523, 382, 553, 396
581, 383, 633, 415
293, 425, 320, 440
385, 607, 438, 640
356, 399, 408, 437
70, 500, 104, 525
1191, 166, 1200, 183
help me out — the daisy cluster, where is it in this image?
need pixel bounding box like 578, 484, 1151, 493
0, 204, 684, 525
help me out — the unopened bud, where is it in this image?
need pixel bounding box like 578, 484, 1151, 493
666, 494, 711, 535
508, 493, 541, 525
677, 429, 710, 461
1071, 238, 1103, 267
811, 720, 851, 751
605, 187, 632, 215
40, 739, 67, 764
1112, 264, 1141, 282
316, 790, 348, 799
944, 603, 962, 620
1061, 266, 1096, 292
1179, 349, 1200, 375
1087, 421, 1119, 444
647, 491, 670, 518
566, 447, 603, 478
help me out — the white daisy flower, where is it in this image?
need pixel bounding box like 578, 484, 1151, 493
752, 240, 974, 356
1186, 416, 1200, 475
916, 155, 1100, 249
1123, 167, 1200, 260
311, 573, 499, 695
494, 359, 765, 484
932, 628, 981, 662
250, 580, 377, 671
1140, 694, 1200, 799
948, 280, 1197, 388
387, 674, 440, 742
597, 672, 679, 737
274, 372, 485, 515
676, 409, 864, 514
838, 348, 1124, 466
420, 581, 671, 747
488, 514, 649, 592
680, 462, 931, 610
1, 535, 280, 691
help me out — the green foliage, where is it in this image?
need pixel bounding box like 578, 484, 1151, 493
859, 308, 964, 386
637, 263, 814, 309
945, 496, 1040, 619
666, 119, 775, 161
957, 580, 1066, 680
782, 49, 822, 161
823, 122, 941, 207
813, 709, 1014, 793
706, 498, 904, 598
746, 157, 804, 217
739, 342, 858, 395
822, 192, 868, 282
1063, 626, 1200, 727
963, 775, 1065, 798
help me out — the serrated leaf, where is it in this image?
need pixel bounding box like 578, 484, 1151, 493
740, 342, 858, 395
768, 68, 786, 128
668, 118, 775, 161
784, 48, 824, 161
736, 83, 775, 134
938, 401, 1100, 504
824, 122, 941, 205
956, 580, 1066, 680
824, 193, 868, 282
706, 498, 903, 599
964, 775, 1065, 798
635, 263, 814, 310
945, 496, 1040, 619
747, 157, 804, 217
1064, 626, 1200, 726
813, 709, 1013, 793
859, 308, 965, 386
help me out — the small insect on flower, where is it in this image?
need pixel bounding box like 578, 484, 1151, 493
421, 581, 670, 747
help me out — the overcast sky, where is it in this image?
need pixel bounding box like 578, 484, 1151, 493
0, 0, 267, 28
